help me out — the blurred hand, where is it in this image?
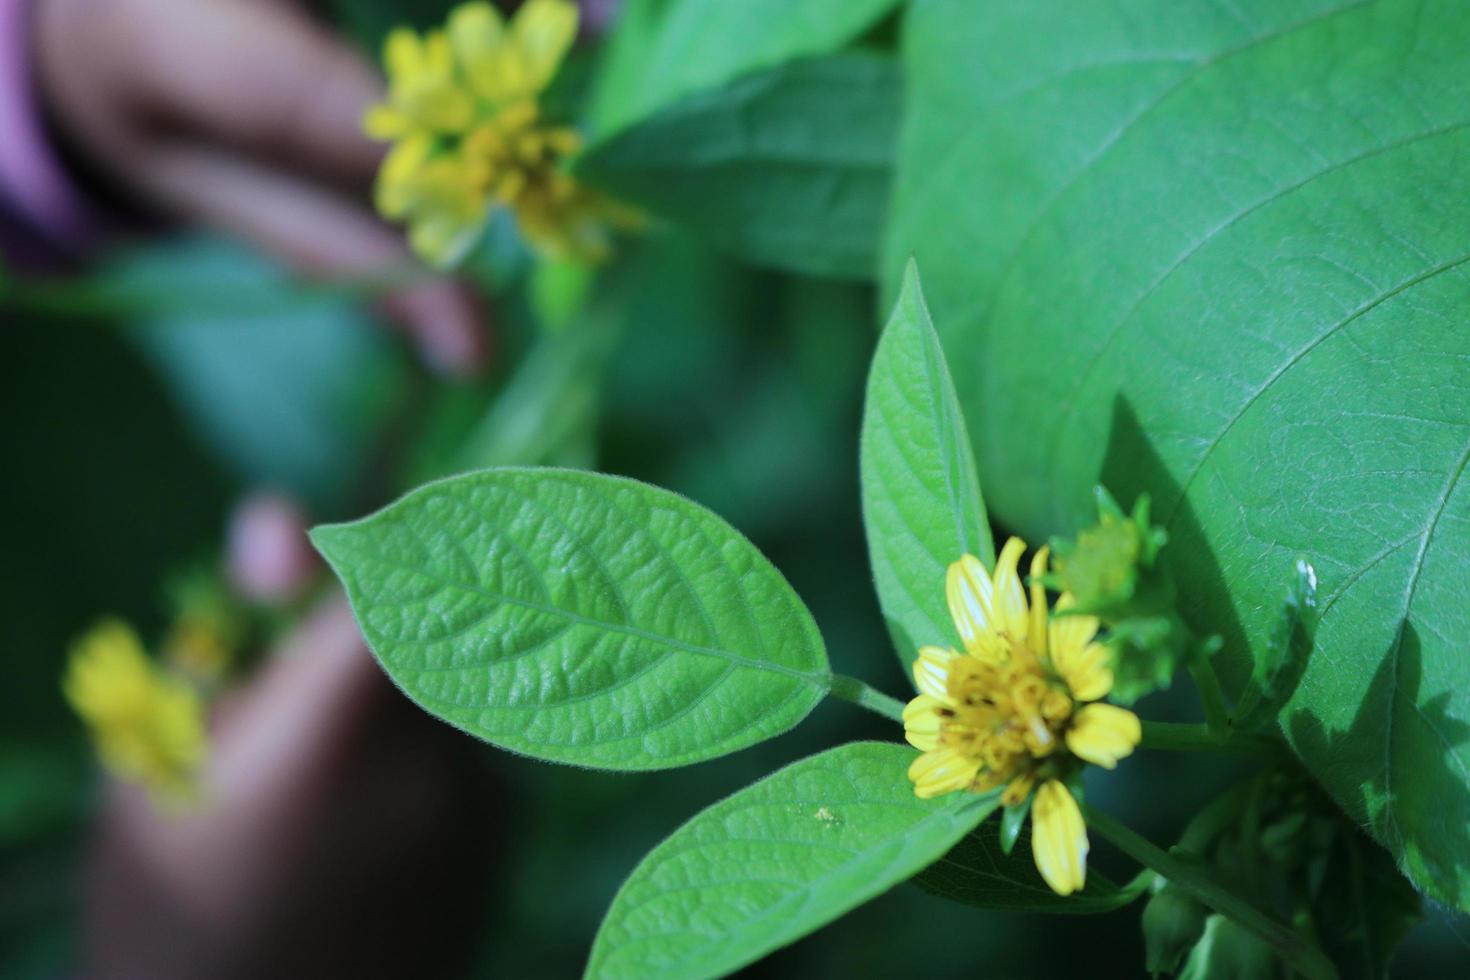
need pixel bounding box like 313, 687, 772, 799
34, 0, 488, 375
81, 496, 498, 979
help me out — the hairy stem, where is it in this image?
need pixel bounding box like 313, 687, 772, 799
827, 673, 905, 723
1085, 805, 1337, 980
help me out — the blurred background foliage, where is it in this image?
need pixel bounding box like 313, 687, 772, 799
2, 0, 1467, 976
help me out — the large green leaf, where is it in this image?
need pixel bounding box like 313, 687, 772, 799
588, 0, 901, 137
312, 468, 830, 769
585, 742, 999, 980
580, 53, 900, 279
860, 261, 992, 672
886, 0, 1470, 907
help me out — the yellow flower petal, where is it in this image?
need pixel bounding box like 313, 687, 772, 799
913, 645, 959, 701
989, 537, 1030, 641
449, 2, 510, 96
908, 747, 981, 799
946, 554, 994, 653
1031, 780, 1088, 895
1048, 593, 1100, 665
1028, 545, 1050, 658
1053, 640, 1113, 702
512, 0, 579, 95
383, 27, 425, 79
374, 134, 434, 217
362, 104, 410, 141
1066, 703, 1141, 769
903, 694, 946, 751
408, 211, 484, 268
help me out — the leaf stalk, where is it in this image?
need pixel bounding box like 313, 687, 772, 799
828, 674, 906, 723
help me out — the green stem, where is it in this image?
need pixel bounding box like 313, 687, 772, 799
1084, 805, 1337, 980
1139, 721, 1282, 758
828, 674, 905, 723
1186, 639, 1232, 736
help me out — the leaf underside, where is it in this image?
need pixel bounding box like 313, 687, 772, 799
915, 818, 1149, 915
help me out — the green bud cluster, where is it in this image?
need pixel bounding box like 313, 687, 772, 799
1046, 487, 1190, 705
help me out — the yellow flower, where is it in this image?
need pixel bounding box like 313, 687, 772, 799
63, 620, 208, 804
903, 538, 1142, 895
363, 0, 629, 266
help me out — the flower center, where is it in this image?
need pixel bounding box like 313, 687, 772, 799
939, 642, 1076, 790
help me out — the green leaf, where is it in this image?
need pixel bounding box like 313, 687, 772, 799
107, 236, 402, 512
585, 742, 999, 980
913, 818, 1151, 915
579, 53, 900, 279
886, 0, 1470, 909
998, 796, 1029, 855
588, 0, 901, 137
1232, 559, 1319, 732
860, 261, 992, 672
311, 468, 830, 769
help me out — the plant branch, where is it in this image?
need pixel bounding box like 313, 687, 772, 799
1084, 805, 1337, 980
1139, 721, 1282, 758
828, 674, 905, 723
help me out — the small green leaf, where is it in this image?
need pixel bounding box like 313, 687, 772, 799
588, 0, 902, 136
579, 53, 900, 279
1232, 560, 1319, 732
860, 260, 993, 673
999, 796, 1030, 856
914, 818, 1151, 915
312, 468, 830, 770
585, 742, 998, 980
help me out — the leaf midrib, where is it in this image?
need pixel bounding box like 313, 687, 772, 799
343, 548, 828, 685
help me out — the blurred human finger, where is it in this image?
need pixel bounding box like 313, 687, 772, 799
225, 492, 317, 604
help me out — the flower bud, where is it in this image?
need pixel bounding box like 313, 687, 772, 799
1178, 914, 1281, 980
1142, 879, 1208, 975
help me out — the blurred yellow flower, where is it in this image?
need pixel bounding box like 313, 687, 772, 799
363, 0, 632, 266
64, 620, 208, 804
903, 538, 1142, 895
